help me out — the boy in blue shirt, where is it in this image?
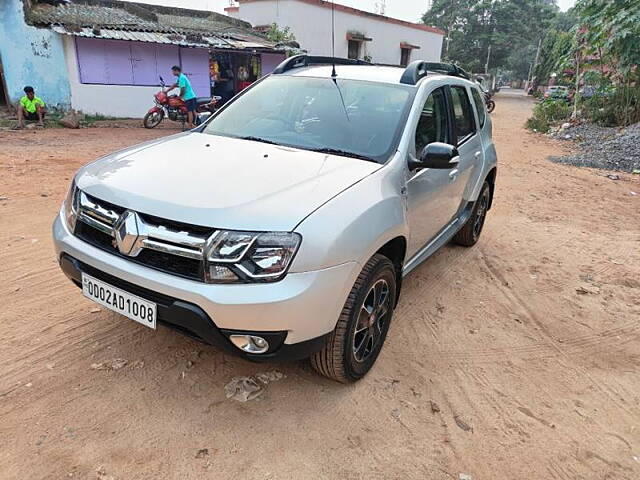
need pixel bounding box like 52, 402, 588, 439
165, 65, 197, 129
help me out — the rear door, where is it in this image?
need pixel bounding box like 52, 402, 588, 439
446, 84, 483, 212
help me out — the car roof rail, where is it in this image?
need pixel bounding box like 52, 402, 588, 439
272, 54, 371, 74
400, 61, 471, 85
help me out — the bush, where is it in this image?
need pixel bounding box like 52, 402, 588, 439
582, 85, 640, 127
525, 98, 572, 133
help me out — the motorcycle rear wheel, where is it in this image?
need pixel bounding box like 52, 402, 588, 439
143, 111, 164, 129
486, 100, 496, 113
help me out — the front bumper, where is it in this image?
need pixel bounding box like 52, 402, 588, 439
53, 214, 359, 361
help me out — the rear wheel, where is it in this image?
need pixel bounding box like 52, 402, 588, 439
311, 254, 397, 383
143, 111, 163, 129
452, 181, 491, 247
486, 100, 496, 113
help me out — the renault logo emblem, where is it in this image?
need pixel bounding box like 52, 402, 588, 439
113, 210, 143, 256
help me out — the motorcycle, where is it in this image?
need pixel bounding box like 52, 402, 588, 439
143, 76, 220, 129
484, 91, 496, 113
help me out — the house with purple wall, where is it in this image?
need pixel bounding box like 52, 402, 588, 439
6, 0, 286, 117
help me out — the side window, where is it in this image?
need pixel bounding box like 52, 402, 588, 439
450, 86, 476, 143
471, 88, 486, 128
414, 87, 449, 155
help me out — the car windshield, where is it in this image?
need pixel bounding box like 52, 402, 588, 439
202, 75, 416, 163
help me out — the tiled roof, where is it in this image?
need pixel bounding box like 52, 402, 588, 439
26, 0, 278, 49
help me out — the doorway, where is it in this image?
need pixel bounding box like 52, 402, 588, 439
0, 55, 10, 110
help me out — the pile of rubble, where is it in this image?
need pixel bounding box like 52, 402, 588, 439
549, 122, 640, 173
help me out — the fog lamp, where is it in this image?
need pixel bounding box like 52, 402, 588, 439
229, 334, 269, 354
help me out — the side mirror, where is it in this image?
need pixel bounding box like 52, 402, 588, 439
410, 142, 459, 170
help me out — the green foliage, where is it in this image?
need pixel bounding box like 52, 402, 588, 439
422, 0, 559, 74
264, 23, 296, 44
574, 0, 640, 78
525, 99, 571, 133
583, 86, 640, 126
533, 28, 575, 84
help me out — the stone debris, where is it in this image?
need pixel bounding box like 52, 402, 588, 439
91, 358, 128, 371
576, 285, 601, 295
58, 111, 82, 129
454, 415, 473, 432
224, 371, 285, 402
195, 448, 209, 459
549, 122, 640, 173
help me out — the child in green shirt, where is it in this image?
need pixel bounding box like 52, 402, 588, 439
15, 86, 46, 129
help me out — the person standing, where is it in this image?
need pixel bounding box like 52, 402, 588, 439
14, 86, 46, 129
165, 65, 196, 129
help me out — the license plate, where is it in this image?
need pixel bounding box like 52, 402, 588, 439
82, 273, 157, 329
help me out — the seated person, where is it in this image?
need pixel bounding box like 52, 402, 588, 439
15, 86, 46, 129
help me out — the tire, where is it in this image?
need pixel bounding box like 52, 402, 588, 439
311, 254, 397, 383
486, 100, 496, 113
452, 181, 491, 247
143, 110, 163, 129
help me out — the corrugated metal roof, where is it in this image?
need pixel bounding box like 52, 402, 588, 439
50, 25, 236, 48
27, 0, 279, 51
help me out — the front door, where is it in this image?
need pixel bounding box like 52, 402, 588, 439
405, 86, 458, 258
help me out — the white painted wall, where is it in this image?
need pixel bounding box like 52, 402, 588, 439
62, 35, 160, 117
228, 0, 443, 65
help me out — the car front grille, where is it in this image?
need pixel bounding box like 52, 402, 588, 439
74, 191, 214, 282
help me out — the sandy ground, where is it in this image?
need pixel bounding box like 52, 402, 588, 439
1, 91, 639, 480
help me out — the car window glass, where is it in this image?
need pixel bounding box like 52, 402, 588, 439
203, 76, 415, 163
471, 88, 486, 128
450, 86, 476, 143
414, 87, 449, 155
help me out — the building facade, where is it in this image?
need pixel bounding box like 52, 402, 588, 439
0, 0, 286, 117
226, 0, 444, 66
0, 0, 71, 110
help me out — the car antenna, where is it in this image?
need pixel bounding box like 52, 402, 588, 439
331, 0, 337, 78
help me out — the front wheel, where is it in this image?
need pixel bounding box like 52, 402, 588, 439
486, 100, 496, 113
143, 110, 164, 129
311, 254, 397, 383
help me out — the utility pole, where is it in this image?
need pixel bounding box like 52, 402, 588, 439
484, 44, 491, 74
532, 37, 542, 82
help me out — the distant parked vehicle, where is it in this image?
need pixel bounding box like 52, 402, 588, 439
543, 86, 570, 101
484, 91, 496, 113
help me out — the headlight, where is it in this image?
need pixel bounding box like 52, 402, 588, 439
205, 231, 301, 284
63, 180, 79, 232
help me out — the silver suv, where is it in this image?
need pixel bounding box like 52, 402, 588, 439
53, 57, 497, 382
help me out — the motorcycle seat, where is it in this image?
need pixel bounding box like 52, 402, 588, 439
196, 97, 212, 105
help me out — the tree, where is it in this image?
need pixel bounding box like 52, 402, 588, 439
264, 23, 296, 44
422, 0, 559, 76
574, 0, 640, 79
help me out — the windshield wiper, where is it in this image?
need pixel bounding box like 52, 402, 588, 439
309, 147, 377, 163
238, 135, 279, 145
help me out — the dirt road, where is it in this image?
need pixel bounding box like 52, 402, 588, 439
1, 91, 639, 480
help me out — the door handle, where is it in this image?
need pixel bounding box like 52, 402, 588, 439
474, 151, 482, 158
449, 169, 459, 179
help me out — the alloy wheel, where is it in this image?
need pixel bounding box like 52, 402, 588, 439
353, 279, 391, 363
473, 189, 490, 238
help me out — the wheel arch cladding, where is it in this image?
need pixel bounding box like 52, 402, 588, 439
376, 236, 406, 306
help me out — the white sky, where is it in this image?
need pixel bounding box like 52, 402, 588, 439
122, 1, 578, 22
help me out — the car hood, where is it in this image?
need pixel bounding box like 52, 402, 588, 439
75, 132, 381, 231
